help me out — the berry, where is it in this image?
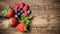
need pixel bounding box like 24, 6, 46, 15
17, 13, 20, 15
18, 8, 21, 11
13, 3, 19, 9
14, 14, 20, 20
27, 10, 31, 14
22, 13, 28, 17
23, 5, 29, 12
18, 8, 23, 13
18, 8, 21, 13
16, 22, 25, 32
20, 10, 23, 14
14, 9, 18, 14
11, 17, 19, 27
15, 15, 18, 18
19, 2, 25, 9
6, 9, 14, 17
14, 8, 20, 14
17, 8, 23, 14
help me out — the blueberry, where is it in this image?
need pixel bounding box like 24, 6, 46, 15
17, 13, 21, 16
27, 10, 31, 14
18, 8, 21, 11
15, 15, 18, 18
18, 8, 23, 14
15, 10, 18, 14
16, 17, 20, 20
17, 8, 21, 13
17, 13, 21, 15
14, 8, 18, 14
20, 10, 23, 14
15, 14, 20, 20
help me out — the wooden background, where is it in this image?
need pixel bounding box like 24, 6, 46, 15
0, 0, 60, 34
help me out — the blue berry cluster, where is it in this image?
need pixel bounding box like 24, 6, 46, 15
13, 8, 31, 20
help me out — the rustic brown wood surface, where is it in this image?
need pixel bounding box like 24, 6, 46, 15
0, 0, 60, 34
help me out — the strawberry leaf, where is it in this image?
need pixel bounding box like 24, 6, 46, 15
19, 15, 32, 25
19, 19, 24, 22
25, 20, 30, 25
8, 18, 12, 23
21, 16, 25, 20
1, 6, 10, 16
26, 15, 32, 20
7, 18, 12, 27
2, 10, 7, 16
19, 16, 25, 22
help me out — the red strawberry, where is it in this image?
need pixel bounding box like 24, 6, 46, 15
16, 22, 25, 32
23, 5, 29, 12
13, 3, 19, 9
19, 2, 25, 9
11, 17, 19, 27
22, 12, 28, 17
6, 9, 14, 17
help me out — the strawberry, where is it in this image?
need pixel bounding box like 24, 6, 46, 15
19, 2, 25, 9
22, 12, 28, 17
11, 17, 19, 27
6, 9, 14, 17
13, 3, 19, 9
23, 5, 29, 12
16, 22, 25, 32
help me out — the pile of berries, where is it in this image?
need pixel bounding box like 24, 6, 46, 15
2, 2, 32, 32
6, 3, 31, 19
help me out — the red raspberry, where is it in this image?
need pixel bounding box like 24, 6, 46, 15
19, 2, 25, 9
22, 12, 28, 17
13, 3, 19, 9
23, 5, 29, 12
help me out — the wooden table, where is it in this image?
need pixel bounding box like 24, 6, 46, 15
0, 0, 60, 34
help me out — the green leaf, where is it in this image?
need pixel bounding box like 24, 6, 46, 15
7, 18, 12, 27
25, 20, 30, 25
28, 15, 33, 19
1, 6, 10, 16
19, 16, 25, 22
2, 10, 7, 16
8, 18, 12, 23
26, 15, 33, 20
19, 15, 32, 25
19, 19, 24, 22
21, 16, 25, 20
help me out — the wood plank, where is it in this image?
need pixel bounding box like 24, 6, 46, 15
0, 0, 60, 34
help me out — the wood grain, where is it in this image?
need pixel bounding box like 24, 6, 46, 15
0, 0, 60, 34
